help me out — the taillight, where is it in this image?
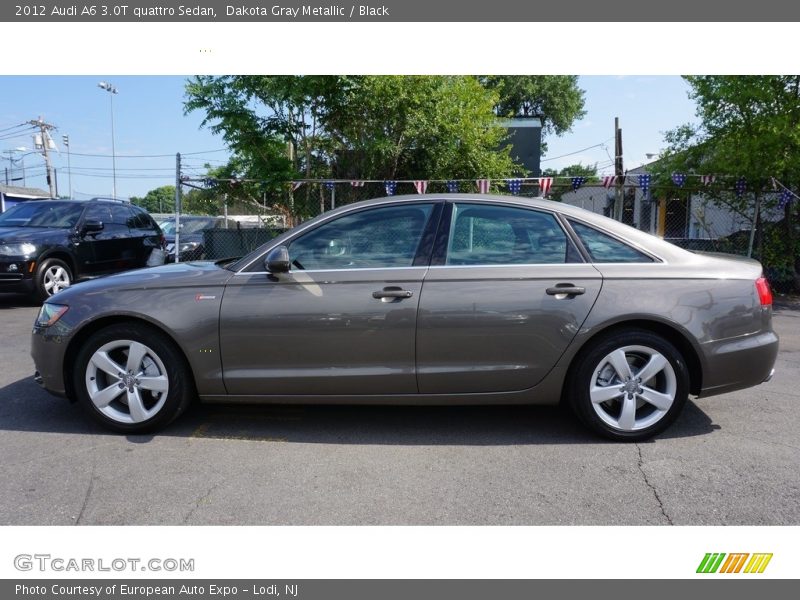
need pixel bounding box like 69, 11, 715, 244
755, 277, 773, 306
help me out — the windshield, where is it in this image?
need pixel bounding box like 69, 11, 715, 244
0, 201, 84, 228
160, 218, 217, 236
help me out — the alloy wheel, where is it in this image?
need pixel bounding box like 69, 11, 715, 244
589, 344, 677, 432
84, 339, 170, 424
43, 265, 70, 295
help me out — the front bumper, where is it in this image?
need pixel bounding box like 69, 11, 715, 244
698, 330, 779, 397
31, 323, 72, 398
0, 258, 35, 293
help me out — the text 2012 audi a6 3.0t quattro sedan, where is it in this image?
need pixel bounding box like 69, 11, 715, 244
31, 195, 779, 440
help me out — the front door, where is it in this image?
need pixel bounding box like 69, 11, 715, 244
220, 202, 440, 396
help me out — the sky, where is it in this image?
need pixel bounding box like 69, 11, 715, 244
0, 75, 699, 199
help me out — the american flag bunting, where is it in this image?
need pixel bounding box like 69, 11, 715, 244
476, 179, 490, 194
446, 180, 459, 193
700, 174, 716, 186
571, 176, 587, 191
602, 175, 618, 188
539, 177, 554, 195
735, 177, 747, 197
506, 179, 522, 195
638, 174, 651, 195
671, 173, 687, 187
413, 180, 428, 194
384, 180, 397, 196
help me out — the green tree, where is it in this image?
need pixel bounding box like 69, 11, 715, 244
185, 76, 590, 218
131, 185, 175, 214
482, 76, 586, 148
329, 76, 516, 180
656, 76, 800, 289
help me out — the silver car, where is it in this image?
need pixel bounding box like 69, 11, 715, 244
31, 195, 779, 441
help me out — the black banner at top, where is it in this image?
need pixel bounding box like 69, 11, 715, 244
3, 0, 799, 22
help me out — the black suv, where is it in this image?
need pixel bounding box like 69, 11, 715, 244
0, 199, 164, 300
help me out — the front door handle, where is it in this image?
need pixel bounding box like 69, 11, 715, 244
372, 287, 414, 300
546, 284, 586, 297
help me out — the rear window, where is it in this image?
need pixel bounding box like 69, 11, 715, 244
569, 220, 653, 263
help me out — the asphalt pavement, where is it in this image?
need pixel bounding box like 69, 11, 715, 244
1, 292, 798, 525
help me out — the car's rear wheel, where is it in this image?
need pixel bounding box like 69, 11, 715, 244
568, 329, 689, 441
73, 324, 194, 433
35, 258, 72, 300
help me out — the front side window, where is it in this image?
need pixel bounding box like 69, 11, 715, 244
446, 204, 580, 265
569, 220, 654, 263
288, 203, 435, 270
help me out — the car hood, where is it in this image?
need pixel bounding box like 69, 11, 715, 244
0, 226, 67, 244
50, 261, 234, 302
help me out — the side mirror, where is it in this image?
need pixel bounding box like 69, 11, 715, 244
82, 219, 104, 234
264, 246, 290, 274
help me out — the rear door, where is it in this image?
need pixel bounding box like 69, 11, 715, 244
416, 202, 602, 394
127, 205, 163, 266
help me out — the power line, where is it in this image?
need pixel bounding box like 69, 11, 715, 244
0, 122, 33, 134
540, 139, 614, 163
65, 148, 228, 159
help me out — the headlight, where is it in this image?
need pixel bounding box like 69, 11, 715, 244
180, 241, 200, 252
0, 242, 37, 256
35, 303, 69, 327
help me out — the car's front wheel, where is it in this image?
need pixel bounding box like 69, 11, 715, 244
35, 258, 72, 300
568, 329, 689, 441
73, 324, 194, 433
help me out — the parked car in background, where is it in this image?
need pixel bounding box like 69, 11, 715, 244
158, 215, 237, 262
0, 199, 164, 300
31, 195, 778, 441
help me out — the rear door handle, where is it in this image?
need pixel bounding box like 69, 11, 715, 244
546, 284, 586, 296
372, 287, 414, 300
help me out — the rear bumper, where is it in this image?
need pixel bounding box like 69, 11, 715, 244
698, 330, 779, 398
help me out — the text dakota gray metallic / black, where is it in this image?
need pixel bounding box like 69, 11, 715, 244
31, 195, 778, 441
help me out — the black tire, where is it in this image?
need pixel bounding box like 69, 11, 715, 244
72, 323, 195, 434
567, 328, 690, 442
35, 258, 73, 301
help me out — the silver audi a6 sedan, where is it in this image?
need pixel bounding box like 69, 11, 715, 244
31, 195, 779, 441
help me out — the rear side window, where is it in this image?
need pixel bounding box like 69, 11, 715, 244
446, 204, 581, 265
569, 220, 653, 263
129, 206, 158, 231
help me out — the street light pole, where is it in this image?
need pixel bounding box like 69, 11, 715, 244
98, 81, 118, 199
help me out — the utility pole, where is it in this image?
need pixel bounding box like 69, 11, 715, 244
30, 116, 57, 198
614, 117, 624, 221
62, 134, 72, 198
175, 153, 182, 263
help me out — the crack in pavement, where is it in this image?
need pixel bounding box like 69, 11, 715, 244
74, 443, 97, 526
182, 481, 222, 525
635, 444, 673, 525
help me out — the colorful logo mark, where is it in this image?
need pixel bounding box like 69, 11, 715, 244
696, 553, 773, 574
